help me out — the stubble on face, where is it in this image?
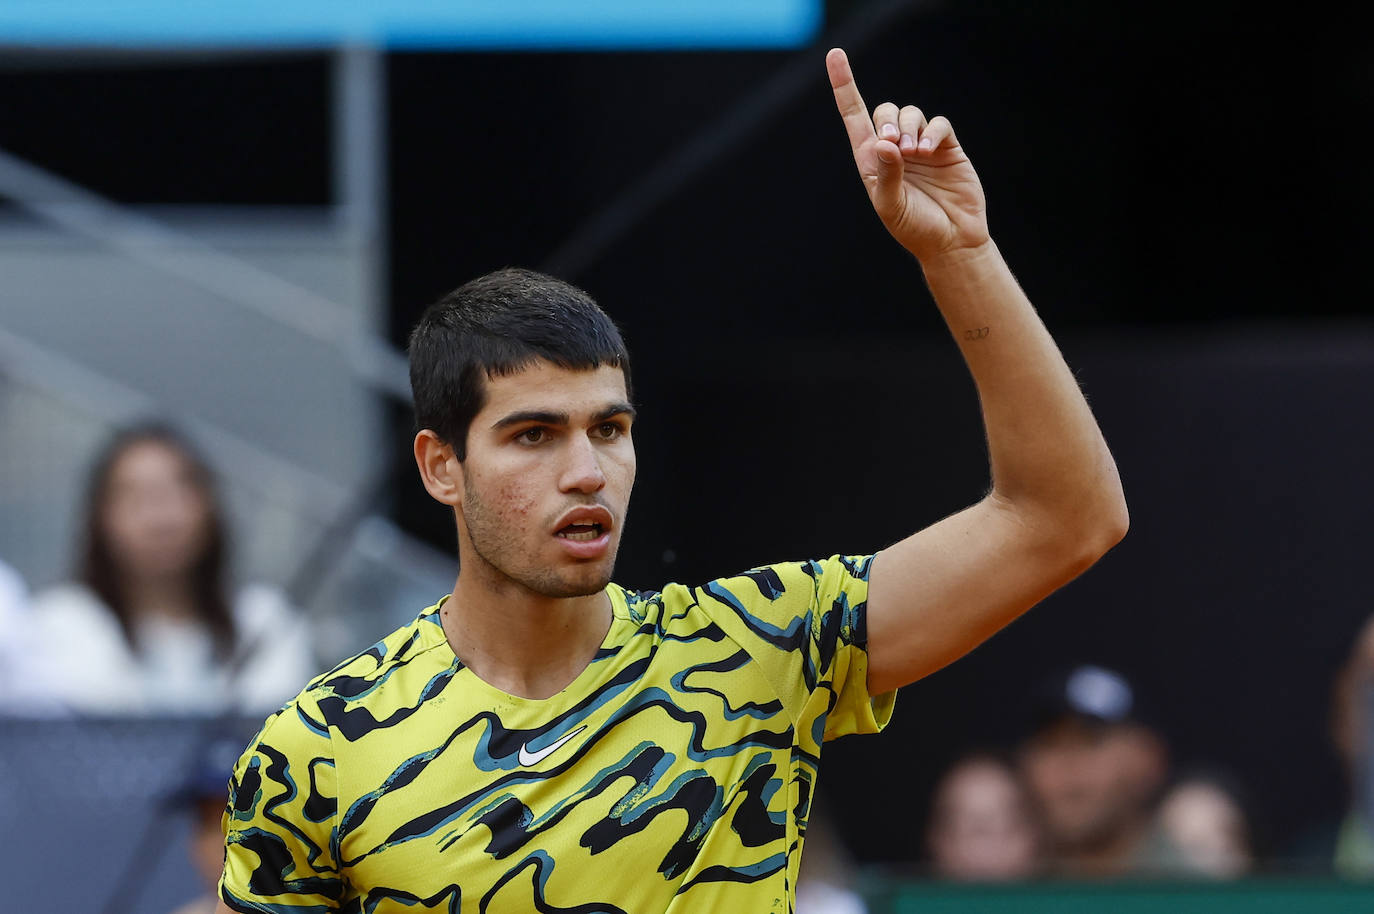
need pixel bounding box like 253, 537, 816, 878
460, 470, 621, 599
449, 360, 635, 603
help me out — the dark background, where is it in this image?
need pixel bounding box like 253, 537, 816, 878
3, 0, 1370, 867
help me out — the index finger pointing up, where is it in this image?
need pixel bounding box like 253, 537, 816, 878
826, 48, 876, 151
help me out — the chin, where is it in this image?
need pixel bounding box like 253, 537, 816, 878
562, 571, 616, 598
544, 560, 617, 599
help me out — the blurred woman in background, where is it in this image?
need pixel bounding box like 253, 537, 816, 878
1154, 769, 1256, 879
925, 751, 1045, 881
31, 422, 313, 715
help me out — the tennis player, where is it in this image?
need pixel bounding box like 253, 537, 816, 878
217, 48, 1127, 913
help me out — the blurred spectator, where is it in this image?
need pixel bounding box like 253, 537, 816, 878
0, 558, 32, 692
1294, 613, 1374, 877
1017, 664, 1177, 878
0, 558, 62, 714
166, 731, 247, 914
796, 788, 869, 914
924, 751, 1043, 881
1154, 769, 1255, 879
1331, 614, 1374, 877
30, 422, 314, 715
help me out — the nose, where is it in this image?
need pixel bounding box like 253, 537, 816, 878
559, 435, 606, 494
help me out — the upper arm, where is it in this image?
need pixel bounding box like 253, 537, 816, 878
864, 495, 1122, 695
221, 699, 342, 911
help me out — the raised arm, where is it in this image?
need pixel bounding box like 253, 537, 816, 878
824, 48, 1129, 695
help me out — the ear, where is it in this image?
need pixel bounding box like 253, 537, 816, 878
414, 429, 463, 507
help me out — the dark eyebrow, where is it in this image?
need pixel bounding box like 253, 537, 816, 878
593, 403, 637, 423
490, 403, 636, 432
490, 410, 569, 431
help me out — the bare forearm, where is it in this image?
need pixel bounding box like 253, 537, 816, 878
921, 240, 1126, 538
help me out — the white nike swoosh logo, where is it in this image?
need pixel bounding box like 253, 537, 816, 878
518, 725, 587, 767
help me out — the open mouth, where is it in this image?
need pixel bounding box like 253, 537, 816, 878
556, 522, 605, 542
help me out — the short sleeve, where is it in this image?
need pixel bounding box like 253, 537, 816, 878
696, 555, 895, 744
220, 693, 344, 912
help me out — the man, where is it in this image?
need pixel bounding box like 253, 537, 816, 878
1017, 665, 1173, 877
218, 48, 1127, 913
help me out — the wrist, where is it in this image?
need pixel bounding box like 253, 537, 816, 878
916, 237, 998, 275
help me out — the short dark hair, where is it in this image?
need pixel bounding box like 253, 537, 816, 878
407, 268, 632, 459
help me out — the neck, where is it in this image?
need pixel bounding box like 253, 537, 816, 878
1053, 818, 1149, 878
442, 561, 612, 701
122, 575, 200, 622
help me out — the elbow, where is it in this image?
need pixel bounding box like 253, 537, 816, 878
1064, 487, 1129, 573
1097, 465, 1131, 550
991, 464, 1129, 577
1104, 493, 1130, 549
1009, 483, 1127, 579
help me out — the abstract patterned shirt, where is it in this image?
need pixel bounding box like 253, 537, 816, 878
220, 555, 894, 913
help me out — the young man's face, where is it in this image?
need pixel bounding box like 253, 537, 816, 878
456, 359, 636, 598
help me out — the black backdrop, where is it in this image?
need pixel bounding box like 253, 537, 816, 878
2, 0, 1370, 868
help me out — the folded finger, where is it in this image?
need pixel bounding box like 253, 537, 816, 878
873, 102, 901, 144
918, 115, 957, 152
898, 105, 926, 154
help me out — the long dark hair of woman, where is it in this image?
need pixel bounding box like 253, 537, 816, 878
78, 422, 236, 658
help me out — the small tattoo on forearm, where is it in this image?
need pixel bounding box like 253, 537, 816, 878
964, 327, 990, 341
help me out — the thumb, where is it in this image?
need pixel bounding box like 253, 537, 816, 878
872, 139, 905, 216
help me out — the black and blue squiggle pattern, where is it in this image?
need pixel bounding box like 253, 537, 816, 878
221, 555, 893, 913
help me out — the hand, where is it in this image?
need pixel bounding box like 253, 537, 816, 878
826, 48, 991, 263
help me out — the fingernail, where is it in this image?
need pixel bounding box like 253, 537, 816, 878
880, 123, 898, 139
918, 137, 935, 151
899, 134, 914, 150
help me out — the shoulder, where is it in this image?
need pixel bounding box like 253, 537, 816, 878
31, 582, 101, 614
30, 583, 122, 636
705, 555, 873, 600
232, 582, 301, 628
624, 555, 873, 650
694, 555, 874, 624
297, 601, 454, 733
249, 686, 335, 758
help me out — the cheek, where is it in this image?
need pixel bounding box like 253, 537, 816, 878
468, 472, 537, 524
103, 508, 154, 558
609, 448, 637, 493
499, 484, 535, 521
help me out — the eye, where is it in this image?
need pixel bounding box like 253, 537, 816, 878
517, 427, 547, 445
594, 422, 624, 440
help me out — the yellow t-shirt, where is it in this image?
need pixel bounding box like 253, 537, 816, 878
220, 555, 894, 913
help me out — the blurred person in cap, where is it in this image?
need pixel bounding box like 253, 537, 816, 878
1017, 664, 1175, 877
168, 733, 249, 914
30, 422, 314, 715
925, 750, 1043, 881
